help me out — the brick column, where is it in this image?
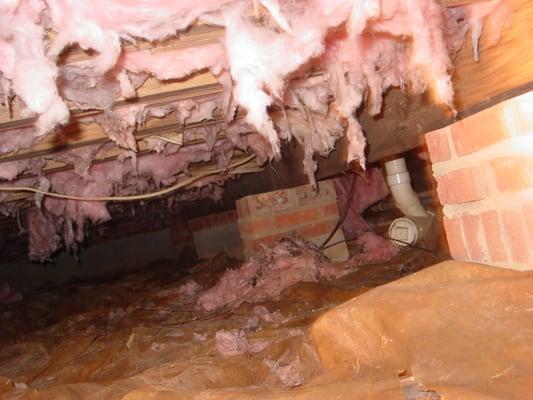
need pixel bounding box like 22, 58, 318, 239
236, 180, 349, 261
425, 91, 533, 270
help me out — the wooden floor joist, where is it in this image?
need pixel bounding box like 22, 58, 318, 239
366, 0, 533, 161
1, 0, 531, 169
2, 152, 263, 204
0, 25, 224, 128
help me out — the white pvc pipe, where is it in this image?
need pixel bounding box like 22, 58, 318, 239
384, 158, 428, 218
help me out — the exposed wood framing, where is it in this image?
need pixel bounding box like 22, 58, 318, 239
366, 0, 533, 161
0, 0, 530, 176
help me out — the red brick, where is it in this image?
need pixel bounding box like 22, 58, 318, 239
239, 216, 273, 237
501, 209, 529, 264
460, 214, 485, 262
187, 218, 204, 231
211, 210, 236, 226
425, 126, 452, 162
275, 208, 317, 229
480, 210, 507, 263
236, 199, 251, 219
322, 202, 339, 218
451, 105, 509, 156
443, 216, 468, 260
502, 93, 533, 136
491, 155, 533, 193
436, 167, 487, 204
299, 219, 337, 238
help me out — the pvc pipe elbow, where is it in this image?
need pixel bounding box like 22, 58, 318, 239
384, 158, 428, 218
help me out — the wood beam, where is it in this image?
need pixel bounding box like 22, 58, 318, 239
365, 0, 533, 162
0, 26, 223, 128
1, 0, 530, 168
0, 73, 221, 129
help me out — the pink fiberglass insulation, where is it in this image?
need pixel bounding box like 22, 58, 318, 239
215, 329, 269, 357
273, 110, 344, 189
119, 43, 227, 83
23, 143, 232, 260
90, 104, 172, 151
349, 231, 399, 266
0, 160, 30, 181
154, 280, 203, 305
196, 235, 381, 312
0, 1, 69, 135
196, 234, 398, 313
333, 168, 400, 264
264, 356, 304, 388
27, 208, 62, 261
0, 0, 507, 164
333, 168, 390, 240
196, 235, 329, 312
0, 0, 508, 260
58, 65, 148, 110
447, 0, 511, 62
82, 97, 220, 152
0, 127, 45, 155
49, 143, 114, 178
253, 305, 285, 326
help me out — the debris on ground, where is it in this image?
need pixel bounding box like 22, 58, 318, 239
215, 329, 270, 357
264, 353, 304, 388
2, 248, 528, 399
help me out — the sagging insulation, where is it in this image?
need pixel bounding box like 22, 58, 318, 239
0, 0, 509, 259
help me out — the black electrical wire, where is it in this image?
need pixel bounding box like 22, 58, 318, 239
320, 172, 357, 250
319, 169, 444, 256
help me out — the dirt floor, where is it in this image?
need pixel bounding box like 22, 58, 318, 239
0, 246, 531, 399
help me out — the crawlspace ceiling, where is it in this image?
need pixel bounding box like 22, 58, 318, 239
0, 0, 531, 261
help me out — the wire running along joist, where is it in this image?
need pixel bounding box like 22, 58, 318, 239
0, 155, 257, 202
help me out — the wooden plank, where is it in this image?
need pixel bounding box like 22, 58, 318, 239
363, 90, 450, 163
9, 131, 251, 178
452, 0, 532, 110
56, 25, 224, 64
0, 29, 222, 126
0, 115, 226, 164
0, 73, 221, 129
365, 0, 533, 162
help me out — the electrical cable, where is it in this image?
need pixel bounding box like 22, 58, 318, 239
0, 155, 256, 203
152, 135, 183, 146
320, 172, 357, 249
